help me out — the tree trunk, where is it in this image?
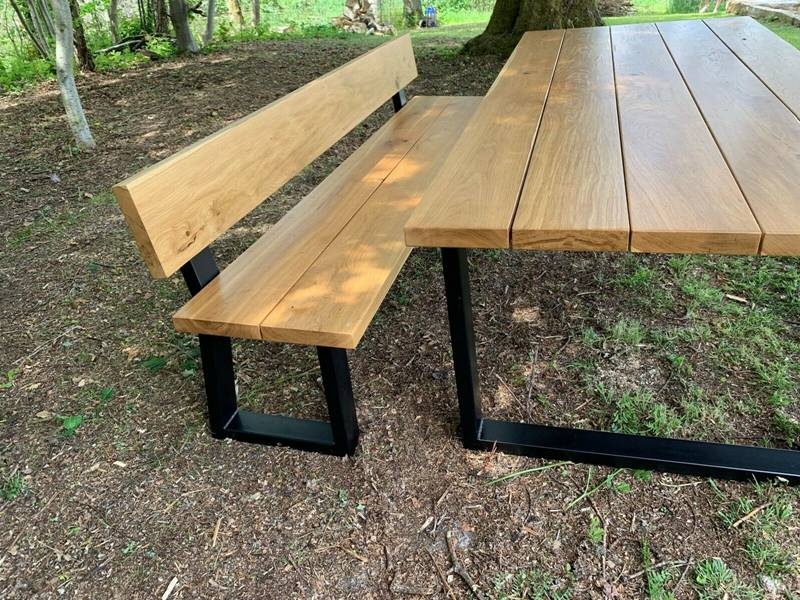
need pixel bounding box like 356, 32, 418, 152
153, 0, 170, 33
252, 0, 259, 29
203, 0, 216, 43
169, 0, 199, 53
9, 0, 52, 58
108, 0, 119, 42
402, 0, 422, 26
227, 0, 243, 28
464, 0, 602, 55
68, 0, 94, 71
49, 0, 95, 149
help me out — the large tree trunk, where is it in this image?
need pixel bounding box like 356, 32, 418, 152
227, 0, 243, 28
108, 0, 119, 42
154, 0, 170, 33
169, 0, 199, 53
203, 0, 216, 43
49, 0, 95, 149
68, 0, 95, 71
464, 0, 602, 55
402, 0, 421, 26
252, 0, 259, 29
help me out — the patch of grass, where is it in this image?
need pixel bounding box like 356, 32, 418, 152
1, 473, 27, 501
606, 11, 726, 25
587, 515, 604, 544
610, 318, 645, 347
61, 414, 84, 437
598, 385, 682, 437
7, 207, 85, 251
717, 485, 798, 578
0, 368, 19, 390
641, 539, 677, 600
121, 540, 139, 556
694, 558, 759, 600
761, 20, 800, 50
141, 356, 167, 373
492, 568, 572, 600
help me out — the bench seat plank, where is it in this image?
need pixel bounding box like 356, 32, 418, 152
260, 96, 481, 348
658, 20, 800, 255
612, 24, 761, 255
404, 30, 564, 249
706, 17, 800, 119
173, 96, 452, 339
512, 27, 628, 252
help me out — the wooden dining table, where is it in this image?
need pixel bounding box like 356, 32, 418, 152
404, 17, 800, 481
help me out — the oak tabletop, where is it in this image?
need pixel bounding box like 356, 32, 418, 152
404, 17, 800, 256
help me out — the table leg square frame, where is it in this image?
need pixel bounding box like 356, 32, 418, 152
440, 247, 800, 483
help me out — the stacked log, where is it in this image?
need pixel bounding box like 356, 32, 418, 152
332, 0, 395, 34
597, 0, 634, 16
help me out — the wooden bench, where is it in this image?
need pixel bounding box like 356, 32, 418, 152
112, 35, 479, 456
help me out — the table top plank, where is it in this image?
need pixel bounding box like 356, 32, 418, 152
612, 24, 762, 255
658, 19, 800, 255
404, 29, 564, 249
512, 27, 629, 252
705, 17, 800, 120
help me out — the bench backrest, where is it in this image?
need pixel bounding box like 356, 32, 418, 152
112, 35, 417, 279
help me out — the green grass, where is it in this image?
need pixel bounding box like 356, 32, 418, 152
762, 21, 800, 49
694, 559, 760, 599
606, 11, 726, 25
492, 568, 572, 600
1, 473, 27, 501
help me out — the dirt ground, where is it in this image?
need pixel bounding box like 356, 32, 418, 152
1, 34, 799, 599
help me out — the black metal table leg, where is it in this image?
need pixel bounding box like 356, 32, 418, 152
439, 247, 800, 483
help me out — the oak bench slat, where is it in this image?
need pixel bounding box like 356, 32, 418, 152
173, 96, 479, 347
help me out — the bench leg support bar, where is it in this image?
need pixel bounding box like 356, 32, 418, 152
196, 335, 359, 455
440, 247, 800, 483
182, 251, 359, 456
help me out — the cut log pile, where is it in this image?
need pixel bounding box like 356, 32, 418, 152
597, 0, 634, 16
332, 0, 395, 34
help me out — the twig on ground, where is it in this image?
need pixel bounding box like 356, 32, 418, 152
733, 503, 769, 528
341, 546, 368, 563
485, 461, 572, 486
211, 517, 222, 547
675, 560, 693, 591
426, 548, 457, 600
446, 531, 487, 600
161, 577, 178, 600
627, 560, 692, 580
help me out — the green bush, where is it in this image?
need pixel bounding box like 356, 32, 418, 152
118, 16, 148, 39
94, 50, 149, 72
667, 0, 701, 12
0, 54, 53, 92
146, 37, 176, 58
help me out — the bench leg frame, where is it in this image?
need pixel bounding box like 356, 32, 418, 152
181, 249, 359, 456
440, 247, 800, 483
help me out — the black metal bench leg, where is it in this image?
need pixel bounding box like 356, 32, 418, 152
198, 334, 238, 438
318, 347, 359, 455
181, 249, 360, 456
439, 247, 800, 483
